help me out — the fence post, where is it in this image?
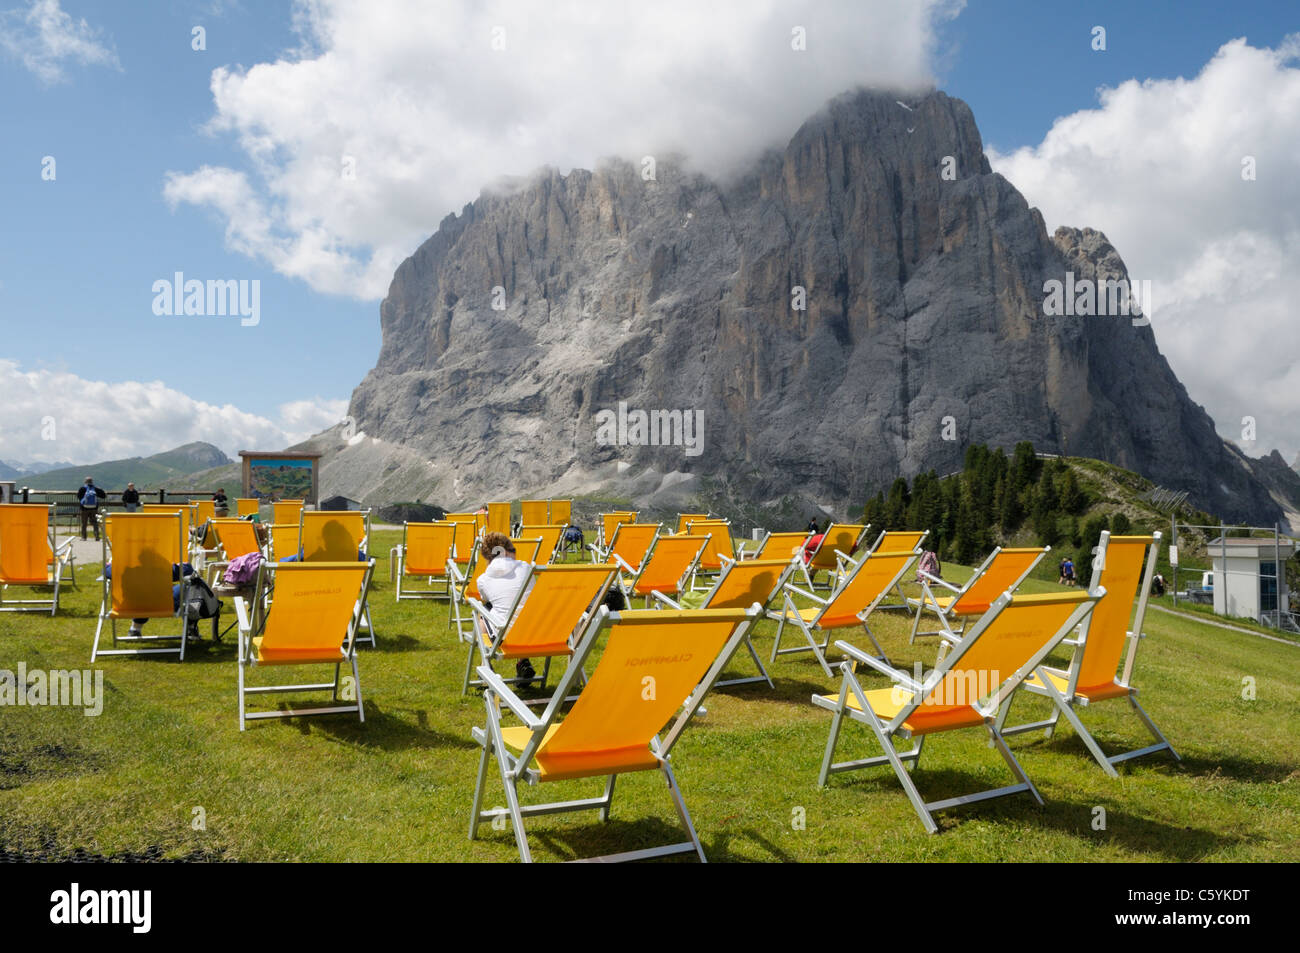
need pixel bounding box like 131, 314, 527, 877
158, 488, 166, 504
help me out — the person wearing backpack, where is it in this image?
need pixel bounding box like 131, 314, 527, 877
77, 476, 106, 540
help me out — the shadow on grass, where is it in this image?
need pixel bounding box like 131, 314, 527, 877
293, 703, 479, 752
362, 632, 424, 654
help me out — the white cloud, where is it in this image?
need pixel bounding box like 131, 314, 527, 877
0, 359, 346, 464
0, 0, 119, 84
988, 35, 1300, 460
166, 0, 963, 300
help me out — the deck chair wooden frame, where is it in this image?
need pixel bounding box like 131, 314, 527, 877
657, 557, 796, 691
797, 523, 870, 590
909, 546, 1048, 643
814, 588, 1101, 832
91, 512, 190, 661
996, 532, 1180, 776
463, 563, 615, 696
770, 549, 918, 676
235, 560, 374, 730
299, 510, 375, 645
516, 525, 565, 564
468, 604, 763, 863
0, 503, 74, 615
389, 522, 455, 601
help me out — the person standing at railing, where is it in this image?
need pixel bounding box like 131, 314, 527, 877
77, 476, 107, 540
121, 483, 140, 513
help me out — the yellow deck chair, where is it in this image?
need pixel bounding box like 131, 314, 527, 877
268, 523, 300, 561
445, 512, 482, 538
299, 510, 374, 645
469, 604, 764, 862
798, 522, 870, 590
510, 536, 544, 564
446, 518, 478, 567
621, 534, 708, 605
675, 512, 709, 534
92, 512, 189, 661
549, 499, 572, 527
389, 522, 455, 601
448, 537, 483, 641
272, 500, 304, 525
863, 529, 930, 611
909, 546, 1048, 642
997, 532, 1181, 776
592, 521, 659, 574
814, 588, 1100, 832
235, 560, 374, 730
235, 498, 259, 518
770, 549, 918, 676
520, 500, 549, 528
463, 563, 615, 695
598, 511, 637, 550
191, 499, 221, 566
192, 499, 216, 526
685, 519, 735, 588
517, 525, 565, 564
486, 502, 511, 537
0, 503, 74, 615
744, 530, 811, 561
204, 518, 263, 585
659, 557, 797, 690
142, 503, 193, 560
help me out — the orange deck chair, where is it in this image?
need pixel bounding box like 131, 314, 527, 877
814, 589, 1100, 833
684, 519, 735, 589
92, 512, 189, 661
798, 522, 871, 590
486, 502, 511, 537
997, 531, 1181, 776
468, 604, 764, 862
235, 498, 260, 518
389, 521, 455, 601
516, 525, 565, 564
909, 545, 1048, 642
463, 563, 615, 695
272, 499, 304, 525
744, 530, 811, 561
519, 500, 549, 530
597, 511, 638, 551
770, 549, 919, 676
300, 510, 374, 645
592, 521, 659, 575
0, 503, 74, 615
235, 560, 374, 730
620, 534, 709, 606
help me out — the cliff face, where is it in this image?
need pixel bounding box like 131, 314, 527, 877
348, 88, 1281, 523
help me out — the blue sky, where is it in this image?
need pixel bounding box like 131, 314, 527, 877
1, 0, 1296, 465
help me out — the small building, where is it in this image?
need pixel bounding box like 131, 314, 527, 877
1206, 536, 1296, 625
319, 495, 363, 511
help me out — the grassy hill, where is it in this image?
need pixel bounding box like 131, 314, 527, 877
20, 442, 231, 491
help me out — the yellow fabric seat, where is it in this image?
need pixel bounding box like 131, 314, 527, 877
499, 724, 661, 781
253, 636, 346, 665
1025, 669, 1132, 702
820, 688, 987, 735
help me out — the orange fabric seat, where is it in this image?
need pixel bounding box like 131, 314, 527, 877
833, 687, 988, 735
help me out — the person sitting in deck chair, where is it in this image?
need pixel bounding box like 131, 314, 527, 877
476, 532, 537, 687
103, 560, 199, 638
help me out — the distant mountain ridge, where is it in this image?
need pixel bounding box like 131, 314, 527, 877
15, 442, 231, 491
345, 86, 1286, 524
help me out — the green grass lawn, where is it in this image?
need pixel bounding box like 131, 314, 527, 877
2, 529, 1297, 862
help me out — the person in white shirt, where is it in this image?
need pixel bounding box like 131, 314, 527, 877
475, 533, 537, 685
